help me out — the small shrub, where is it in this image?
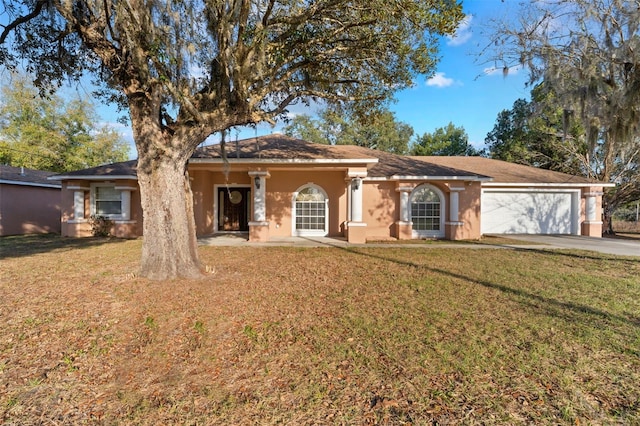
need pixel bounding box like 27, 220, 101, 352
89, 215, 113, 237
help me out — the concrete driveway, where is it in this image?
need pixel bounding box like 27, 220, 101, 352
498, 234, 640, 257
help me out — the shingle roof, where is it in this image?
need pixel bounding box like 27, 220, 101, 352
0, 165, 61, 187
413, 156, 598, 185
48, 135, 603, 185
194, 134, 485, 179
194, 134, 375, 160
50, 160, 137, 179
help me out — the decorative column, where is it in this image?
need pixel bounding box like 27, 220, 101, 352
346, 171, 367, 244
248, 171, 270, 242
65, 184, 89, 237
582, 190, 603, 236
445, 186, 465, 240
66, 185, 89, 221
73, 190, 86, 220
395, 185, 413, 240
585, 194, 597, 222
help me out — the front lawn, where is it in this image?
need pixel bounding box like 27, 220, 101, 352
1, 236, 639, 424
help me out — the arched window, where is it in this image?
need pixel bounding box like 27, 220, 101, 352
410, 184, 445, 238
292, 184, 328, 236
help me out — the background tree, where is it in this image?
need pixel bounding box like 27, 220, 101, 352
283, 106, 414, 154
411, 122, 480, 156
484, 0, 640, 233
485, 84, 584, 174
0, 74, 129, 172
281, 114, 326, 145
0, 0, 463, 279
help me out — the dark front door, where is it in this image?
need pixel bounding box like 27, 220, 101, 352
219, 187, 250, 232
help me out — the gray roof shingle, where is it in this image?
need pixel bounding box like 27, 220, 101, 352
48, 134, 605, 185
414, 156, 598, 185
0, 165, 61, 187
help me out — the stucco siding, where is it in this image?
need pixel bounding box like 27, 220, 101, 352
266, 170, 348, 237
60, 179, 143, 238
191, 170, 216, 235
0, 183, 61, 236
454, 181, 482, 240
362, 181, 398, 240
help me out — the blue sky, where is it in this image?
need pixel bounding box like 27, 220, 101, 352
390, 0, 531, 149
97, 0, 533, 155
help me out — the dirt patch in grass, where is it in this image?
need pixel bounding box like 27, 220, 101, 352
1, 236, 639, 424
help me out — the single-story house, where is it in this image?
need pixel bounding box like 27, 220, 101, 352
0, 165, 61, 236
51, 134, 611, 243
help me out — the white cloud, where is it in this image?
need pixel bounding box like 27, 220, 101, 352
447, 15, 473, 47
426, 72, 455, 88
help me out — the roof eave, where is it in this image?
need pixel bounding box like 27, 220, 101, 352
0, 179, 61, 188
49, 175, 138, 181
388, 175, 492, 182
482, 182, 615, 188
188, 158, 379, 165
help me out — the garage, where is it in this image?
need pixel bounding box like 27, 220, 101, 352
481, 189, 580, 235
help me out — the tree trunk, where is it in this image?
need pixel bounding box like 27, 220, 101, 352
137, 155, 204, 280
602, 196, 615, 235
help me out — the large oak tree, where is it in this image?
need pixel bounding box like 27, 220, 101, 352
0, 0, 463, 279
483, 0, 640, 233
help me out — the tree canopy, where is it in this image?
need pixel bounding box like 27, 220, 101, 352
411, 122, 480, 156
484, 0, 640, 232
484, 84, 583, 175
283, 107, 414, 154
0, 74, 130, 172
0, 0, 464, 279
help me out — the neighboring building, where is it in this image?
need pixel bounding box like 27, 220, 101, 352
0, 165, 61, 236
51, 134, 612, 243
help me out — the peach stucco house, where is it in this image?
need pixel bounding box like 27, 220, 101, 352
51, 134, 610, 243
0, 165, 61, 236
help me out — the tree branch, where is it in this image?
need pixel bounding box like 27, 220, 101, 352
0, 0, 47, 44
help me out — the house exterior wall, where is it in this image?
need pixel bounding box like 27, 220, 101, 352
479, 184, 607, 236
361, 181, 399, 240
360, 180, 482, 241
581, 185, 604, 237
60, 180, 143, 238
57, 167, 607, 241
0, 183, 61, 236
265, 169, 348, 237
191, 170, 248, 235
448, 181, 482, 240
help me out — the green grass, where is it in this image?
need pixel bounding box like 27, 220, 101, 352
0, 235, 638, 424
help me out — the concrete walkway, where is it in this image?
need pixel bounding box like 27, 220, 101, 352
198, 233, 499, 249
198, 233, 640, 257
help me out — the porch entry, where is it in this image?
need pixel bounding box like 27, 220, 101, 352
218, 187, 250, 232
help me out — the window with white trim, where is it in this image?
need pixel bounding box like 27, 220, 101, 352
91, 184, 122, 218
293, 185, 328, 236
411, 185, 444, 237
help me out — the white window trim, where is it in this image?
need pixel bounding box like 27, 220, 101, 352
291, 183, 329, 237
410, 183, 446, 238
90, 183, 126, 220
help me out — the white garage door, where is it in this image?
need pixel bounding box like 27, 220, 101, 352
482, 190, 580, 235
